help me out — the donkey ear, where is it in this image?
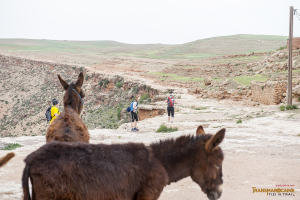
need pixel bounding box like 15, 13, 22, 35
205, 128, 225, 152
196, 125, 206, 135
58, 74, 69, 90
76, 72, 84, 88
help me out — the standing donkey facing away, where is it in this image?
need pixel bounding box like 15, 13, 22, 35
23, 128, 225, 200
46, 72, 90, 143
0, 152, 15, 168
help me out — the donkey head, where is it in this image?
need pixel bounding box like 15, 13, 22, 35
58, 72, 85, 115
192, 128, 225, 200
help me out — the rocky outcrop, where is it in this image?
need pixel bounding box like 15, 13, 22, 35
138, 105, 165, 121
152, 95, 168, 103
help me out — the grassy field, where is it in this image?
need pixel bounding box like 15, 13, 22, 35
232, 74, 269, 85
0, 34, 288, 59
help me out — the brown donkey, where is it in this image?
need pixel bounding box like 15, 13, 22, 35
0, 152, 15, 167
46, 72, 90, 143
23, 128, 225, 200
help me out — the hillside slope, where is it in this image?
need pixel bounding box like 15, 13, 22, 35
0, 55, 158, 137
0, 35, 288, 59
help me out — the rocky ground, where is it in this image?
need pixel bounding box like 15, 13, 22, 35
1, 42, 300, 199
1, 93, 299, 200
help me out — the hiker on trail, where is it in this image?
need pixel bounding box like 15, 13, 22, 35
166, 92, 175, 123
131, 96, 140, 132
50, 99, 60, 124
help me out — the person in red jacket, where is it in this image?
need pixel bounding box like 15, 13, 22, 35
165, 93, 176, 123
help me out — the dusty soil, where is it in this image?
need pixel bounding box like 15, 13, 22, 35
1, 93, 299, 200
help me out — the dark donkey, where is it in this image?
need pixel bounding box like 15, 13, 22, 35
46, 72, 90, 143
23, 128, 225, 200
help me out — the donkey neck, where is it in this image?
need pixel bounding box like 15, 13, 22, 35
150, 135, 207, 183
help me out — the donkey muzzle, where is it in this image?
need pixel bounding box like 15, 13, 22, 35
207, 184, 222, 200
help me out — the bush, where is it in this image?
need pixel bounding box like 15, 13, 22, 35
286, 104, 298, 110
117, 107, 122, 120
236, 119, 242, 124
279, 105, 286, 111
156, 124, 178, 133
99, 79, 109, 88
140, 93, 150, 102
277, 45, 287, 51
116, 81, 123, 89
279, 105, 298, 111
292, 105, 298, 109
1, 143, 22, 150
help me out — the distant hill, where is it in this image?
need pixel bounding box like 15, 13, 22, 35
0, 34, 288, 59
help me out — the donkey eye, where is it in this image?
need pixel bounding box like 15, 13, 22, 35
215, 164, 221, 169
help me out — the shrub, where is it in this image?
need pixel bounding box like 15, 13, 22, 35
99, 79, 109, 87
279, 105, 286, 111
156, 124, 178, 133
85, 74, 89, 81
1, 143, 22, 150
147, 86, 151, 92
277, 45, 287, 51
116, 81, 123, 89
140, 93, 150, 102
236, 119, 242, 124
286, 105, 293, 110
292, 105, 298, 109
286, 104, 298, 110
117, 107, 122, 120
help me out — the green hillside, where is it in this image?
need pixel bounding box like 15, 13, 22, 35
0, 34, 288, 59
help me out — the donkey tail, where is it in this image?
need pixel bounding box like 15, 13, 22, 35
0, 152, 15, 167
22, 164, 32, 200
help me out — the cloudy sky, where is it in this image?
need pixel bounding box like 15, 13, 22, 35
0, 0, 299, 44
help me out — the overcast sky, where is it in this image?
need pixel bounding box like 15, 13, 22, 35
0, 0, 299, 44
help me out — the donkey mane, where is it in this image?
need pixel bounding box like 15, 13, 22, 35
151, 134, 212, 151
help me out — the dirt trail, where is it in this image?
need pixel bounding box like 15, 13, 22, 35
1, 89, 300, 199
